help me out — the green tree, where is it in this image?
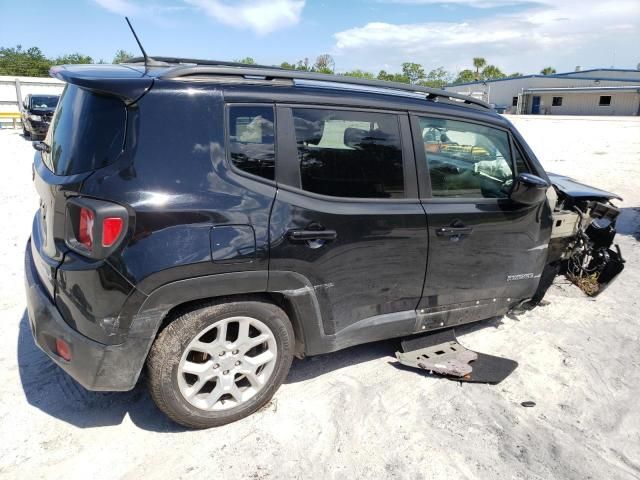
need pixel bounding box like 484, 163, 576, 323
112, 49, 134, 64
296, 57, 312, 72
377, 70, 410, 83
314, 54, 335, 74
481, 64, 506, 80
0, 45, 52, 76
453, 69, 476, 84
418, 67, 453, 88
540, 66, 556, 75
508, 72, 523, 77
473, 57, 486, 80
341, 69, 375, 79
235, 57, 256, 65
401, 62, 425, 84
279, 59, 316, 71
295, 58, 311, 71
53, 53, 93, 65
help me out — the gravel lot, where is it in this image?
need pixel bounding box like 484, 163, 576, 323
0, 116, 639, 480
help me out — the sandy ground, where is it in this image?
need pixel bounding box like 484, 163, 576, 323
0, 115, 639, 480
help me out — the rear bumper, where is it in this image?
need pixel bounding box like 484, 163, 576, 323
25, 240, 150, 391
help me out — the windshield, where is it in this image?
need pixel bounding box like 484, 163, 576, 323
30, 95, 59, 109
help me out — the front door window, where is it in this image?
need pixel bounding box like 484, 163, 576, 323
418, 117, 515, 199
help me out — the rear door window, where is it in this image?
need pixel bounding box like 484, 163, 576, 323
292, 108, 405, 198
44, 85, 126, 176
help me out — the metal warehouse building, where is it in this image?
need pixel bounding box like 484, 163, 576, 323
444, 69, 640, 116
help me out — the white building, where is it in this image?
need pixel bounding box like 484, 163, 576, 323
444, 68, 640, 116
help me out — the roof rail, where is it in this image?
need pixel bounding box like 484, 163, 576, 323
126, 56, 282, 71
152, 62, 491, 110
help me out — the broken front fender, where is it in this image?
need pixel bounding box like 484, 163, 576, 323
547, 181, 625, 297
548, 173, 622, 201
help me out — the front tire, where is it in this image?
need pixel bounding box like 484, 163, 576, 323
146, 300, 294, 429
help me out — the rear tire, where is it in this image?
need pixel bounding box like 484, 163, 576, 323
146, 300, 294, 429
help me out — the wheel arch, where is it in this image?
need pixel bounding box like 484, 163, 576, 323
131, 270, 323, 361
155, 292, 306, 358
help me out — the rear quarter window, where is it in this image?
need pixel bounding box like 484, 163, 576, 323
227, 105, 275, 181
44, 85, 126, 176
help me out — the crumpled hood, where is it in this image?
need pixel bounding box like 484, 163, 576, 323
547, 173, 622, 201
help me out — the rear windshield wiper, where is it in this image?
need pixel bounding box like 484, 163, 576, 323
33, 141, 51, 154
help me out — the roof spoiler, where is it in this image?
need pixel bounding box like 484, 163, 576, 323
49, 65, 153, 105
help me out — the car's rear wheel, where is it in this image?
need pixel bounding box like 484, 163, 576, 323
146, 299, 294, 429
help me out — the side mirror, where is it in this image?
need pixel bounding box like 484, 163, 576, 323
32, 141, 51, 153
510, 173, 549, 205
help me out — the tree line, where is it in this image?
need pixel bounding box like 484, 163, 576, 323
236, 55, 529, 87
0, 45, 134, 76
1, 45, 559, 87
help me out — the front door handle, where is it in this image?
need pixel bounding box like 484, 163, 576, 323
287, 229, 338, 242
436, 226, 473, 237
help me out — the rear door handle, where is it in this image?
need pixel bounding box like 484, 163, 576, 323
436, 226, 473, 237
287, 229, 338, 242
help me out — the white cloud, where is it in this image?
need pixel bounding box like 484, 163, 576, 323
379, 0, 531, 7
93, 0, 141, 16
333, 0, 640, 74
186, 0, 305, 35
93, 0, 190, 16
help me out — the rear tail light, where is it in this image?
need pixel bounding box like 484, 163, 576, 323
102, 217, 124, 247
78, 207, 95, 249
55, 338, 72, 361
65, 198, 129, 258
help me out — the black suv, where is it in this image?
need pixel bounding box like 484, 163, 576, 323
24, 59, 624, 428
21, 93, 60, 139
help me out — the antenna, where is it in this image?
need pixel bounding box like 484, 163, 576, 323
125, 16, 151, 67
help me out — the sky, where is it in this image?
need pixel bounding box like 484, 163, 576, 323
1, 0, 639, 76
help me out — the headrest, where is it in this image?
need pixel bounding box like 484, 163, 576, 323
343, 127, 369, 148
294, 117, 324, 145
344, 128, 391, 148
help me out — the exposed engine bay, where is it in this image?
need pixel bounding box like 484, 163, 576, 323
545, 174, 625, 298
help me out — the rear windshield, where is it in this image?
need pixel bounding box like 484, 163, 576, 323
43, 85, 126, 176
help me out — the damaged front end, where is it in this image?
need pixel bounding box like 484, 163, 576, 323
545, 174, 625, 297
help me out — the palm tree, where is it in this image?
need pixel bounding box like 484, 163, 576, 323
473, 57, 486, 80
540, 67, 556, 75
482, 65, 506, 80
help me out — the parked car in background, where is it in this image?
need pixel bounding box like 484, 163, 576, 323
24, 60, 624, 429
21, 94, 60, 139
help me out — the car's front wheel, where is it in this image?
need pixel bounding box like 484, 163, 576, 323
146, 299, 294, 429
